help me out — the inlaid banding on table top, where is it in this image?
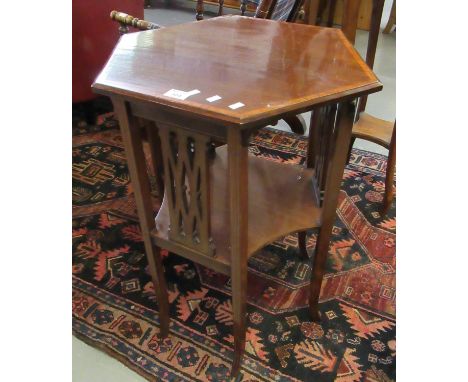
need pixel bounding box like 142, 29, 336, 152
93, 16, 382, 125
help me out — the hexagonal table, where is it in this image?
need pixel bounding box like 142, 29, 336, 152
92, 15, 381, 377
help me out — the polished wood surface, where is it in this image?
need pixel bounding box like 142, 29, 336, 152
227, 127, 249, 376
112, 99, 170, 338
352, 112, 393, 147
93, 16, 381, 125
151, 146, 322, 275
158, 124, 214, 257
94, 18, 381, 376
309, 100, 355, 321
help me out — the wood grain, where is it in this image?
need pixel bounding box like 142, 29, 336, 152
227, 127, 249, 376
309, 100, 355, 321
352, 112, 394, 147
93, 16, 381, 125
151, 145, 322, 275
112, 99, 170, 337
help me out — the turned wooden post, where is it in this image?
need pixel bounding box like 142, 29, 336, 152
255, 0, 274, 18
240, 0, 247, 15
110, 10, 162, 34
218, 0, 225, 16
196, 0, 204, 20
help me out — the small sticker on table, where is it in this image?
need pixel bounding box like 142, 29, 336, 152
206, 95, 222, 103
228, 102, 245, 110
164, 89, 200, 100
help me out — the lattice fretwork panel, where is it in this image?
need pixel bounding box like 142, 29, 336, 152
158, 124, 215, 257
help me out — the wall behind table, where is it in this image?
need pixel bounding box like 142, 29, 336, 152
73, 0, 144, 103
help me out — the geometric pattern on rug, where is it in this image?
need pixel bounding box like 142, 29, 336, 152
73, 110, 395, 381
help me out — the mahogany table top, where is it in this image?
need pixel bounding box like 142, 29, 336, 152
93, 15, 381, 125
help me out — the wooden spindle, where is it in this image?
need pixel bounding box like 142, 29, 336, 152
110, 10, 162, 34
310, 103, 340, 205
218, 0, 224, 16
196, 0, 204, 20
358, 0, 385, 114
255, 0, 274, 18
319, 104, 338, 198
327, 0, 337, 27
240, 0, 247, 16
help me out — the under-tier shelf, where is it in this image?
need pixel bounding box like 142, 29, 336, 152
151, 145, 322, 275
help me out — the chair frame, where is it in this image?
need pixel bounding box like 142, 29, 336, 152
304, 0, 396, 216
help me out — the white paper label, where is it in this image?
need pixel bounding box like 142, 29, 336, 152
206, 95, 222, 103
164, 89, 200, 100
185, 89, 201, 97
228, 102, 245, 110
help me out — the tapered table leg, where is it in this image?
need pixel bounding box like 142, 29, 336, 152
382, 124, 396, 214
298, 231, 309, 259
309, 100, 355, 321
227, 128, 249, 378
196, 0, 204, 20
113, 99, 170, 337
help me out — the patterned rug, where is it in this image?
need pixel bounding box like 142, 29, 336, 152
72, 106, 396, 382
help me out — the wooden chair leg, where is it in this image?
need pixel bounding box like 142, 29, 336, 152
298, 231, 309, 259
381, 126, 396, 215
303, 0, 321, 25
327, 0, 337, 27
151, 244, 171, 337
240, 0, 247, 15
196, 0, 204, 20
309, 100, 355, 322
113, 99, 170, 338
309, 230, 323, 322
383, 0, 396, 34
347, 136, 356, 163
283, 114, 306, 135
227, 128, 249, 378
218, 0, 224, 16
